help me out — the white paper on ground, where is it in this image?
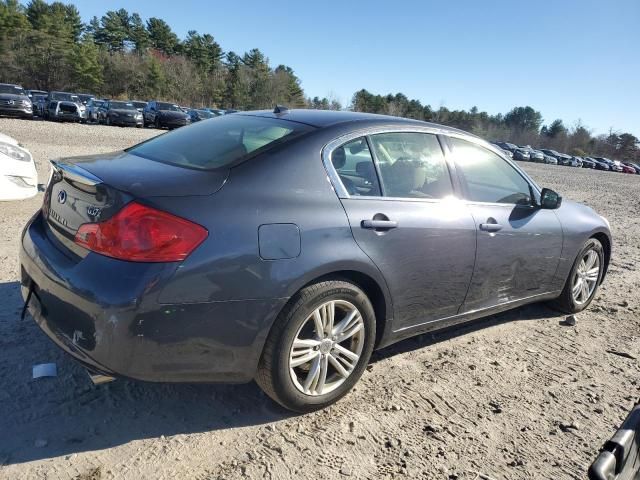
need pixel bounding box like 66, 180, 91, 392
32, 363, 57, 379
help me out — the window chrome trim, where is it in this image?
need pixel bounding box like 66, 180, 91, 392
321, 125, 465, 200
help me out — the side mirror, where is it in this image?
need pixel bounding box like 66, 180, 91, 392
540, 188, 562, 209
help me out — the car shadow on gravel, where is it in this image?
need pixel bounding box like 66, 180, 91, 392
0, 281, 292, 466
0, 277, 557, 466
371, 302, 558, 363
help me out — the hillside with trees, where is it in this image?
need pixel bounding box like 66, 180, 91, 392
0, 0, 638, 161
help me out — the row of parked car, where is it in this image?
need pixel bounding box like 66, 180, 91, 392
0, 83, 235, 130
492, 141, 640, 174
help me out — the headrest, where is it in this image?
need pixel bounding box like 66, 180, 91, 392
332, 147, 346, 170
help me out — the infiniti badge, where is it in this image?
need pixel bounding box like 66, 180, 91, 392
57, 190, 67, 204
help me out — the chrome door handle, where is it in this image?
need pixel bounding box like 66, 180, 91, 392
361, 219, 398, 230
479, 223, 503, 232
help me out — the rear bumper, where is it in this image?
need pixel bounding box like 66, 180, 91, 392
20, 212, 287, 383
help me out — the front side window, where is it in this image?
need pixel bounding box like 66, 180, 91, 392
369, 132, 453, 199
128, 115, 313, 170
449, 137, 532, 204
331, 137, 381, 196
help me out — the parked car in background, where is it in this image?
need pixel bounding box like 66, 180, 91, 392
203, 108, 226, 116
26, 89, 47, 99
540, 149, 568, 164
20, 110, 611, 412
143, 101, 190, 129
31, 94, 47, 117
0, 132, 37, 200
580, 157, 596, 169
86, 98, 107, 123
623, 162, 640, 174
619, 162, 636, 174
130, 101, 147, 113
494, 141, 519, 153
512, 148, 531, 161
0, 83, 33, 119
187, 109, 217, 123
47, 100, 82, 122
587, 157, 610, 171
542, 154, 558, 165
44, 92, 82, 120
526, 148, 545, 162
76, 93, 95, 106
103, 101, 143, 127
595, 157, 622, 172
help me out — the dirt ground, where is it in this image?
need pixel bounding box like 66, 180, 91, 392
0, 117, 638, 480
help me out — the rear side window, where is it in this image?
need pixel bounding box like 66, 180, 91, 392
128, 115, 313, 170
331, 137, 381, 196
369, 132, 453, 199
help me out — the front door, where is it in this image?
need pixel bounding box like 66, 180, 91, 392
446, 136, 563, 312
330, 132, 477, 330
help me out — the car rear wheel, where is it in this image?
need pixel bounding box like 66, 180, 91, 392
551, 238, 604, 313
256, 280, 376, 412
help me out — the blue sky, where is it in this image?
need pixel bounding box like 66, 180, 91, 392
64, 0, 639, 136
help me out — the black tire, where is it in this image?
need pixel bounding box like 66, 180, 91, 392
550, 238, 604, 313
256, 280, 376, 413
106, 116, 111, 126
155, 117, 161, 129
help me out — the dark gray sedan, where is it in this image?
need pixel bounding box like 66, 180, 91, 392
20, 110, 611, 412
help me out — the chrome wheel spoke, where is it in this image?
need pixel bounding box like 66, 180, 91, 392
303, 355, 321, 393
321, 301, 335, 337
333, 309, 363, 343
331, 344, 359, 374
584, 251, 597, 270
290, 347, 319, 368
572, 278, 582, 297
316, 355, 329, 395
585, 267, 599, 283
312, 310, 324, 338
580, 280, 590, 302
328, 353, 350, 378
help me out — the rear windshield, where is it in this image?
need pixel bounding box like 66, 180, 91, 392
127, 115, 314, 170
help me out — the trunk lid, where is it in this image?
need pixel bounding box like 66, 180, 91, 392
43, 152, 228, 254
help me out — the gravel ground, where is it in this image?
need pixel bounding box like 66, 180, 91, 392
0, 117, 638, 480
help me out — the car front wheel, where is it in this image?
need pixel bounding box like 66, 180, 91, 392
551, 238, 604, 313
256, 280, 376, 412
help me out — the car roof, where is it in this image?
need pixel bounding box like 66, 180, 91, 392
236, 109, 471, 135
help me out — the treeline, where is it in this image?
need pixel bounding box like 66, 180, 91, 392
0, 0, 316, 109
1, 1, 637, 161
351, 90, 639, 162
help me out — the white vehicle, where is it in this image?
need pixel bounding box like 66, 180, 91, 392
0, 133, 38, 201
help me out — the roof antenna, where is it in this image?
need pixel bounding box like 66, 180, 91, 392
274, 104, 289, 114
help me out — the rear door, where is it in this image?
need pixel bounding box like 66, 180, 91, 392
445, 136, 563, 312
328, 130, 477, 330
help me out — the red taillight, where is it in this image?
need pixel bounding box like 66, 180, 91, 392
74, 202, 208, 262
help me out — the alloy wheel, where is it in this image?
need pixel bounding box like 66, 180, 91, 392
289, 300, 365, 396
572, 249, 600, 305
